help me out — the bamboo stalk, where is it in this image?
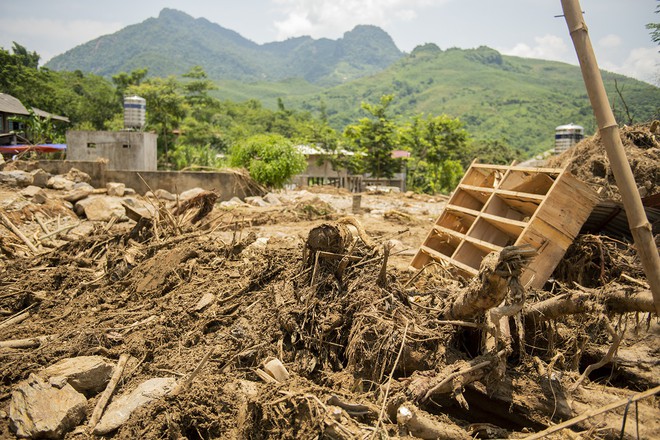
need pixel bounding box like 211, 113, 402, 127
0, 211, 39, 254
170, 346, 215, 395
0, 335, 56, 349
88, 353, 130, 430
522, 384, 660, 439
561, 0, 660, 315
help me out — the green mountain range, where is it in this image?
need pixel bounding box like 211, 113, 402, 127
45, 8, 660, 155
45, 8, 403, 86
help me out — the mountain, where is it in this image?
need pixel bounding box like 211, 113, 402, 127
45, 8, 403, 85
245, 45, 659, 155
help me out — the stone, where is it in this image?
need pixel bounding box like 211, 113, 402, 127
63, 188, 92, 203
106, 182, 126, 197
7, 170, 33, 187
192, 293, 216, 312
121, 198, 157, 222
65, 168, 91, 184
179, 187, 206, 201
75, 196, 125, 221
30, 169, 51, 188
245, 196, 269, 207
153, 189, 176, 201
20, 185, 43, 198
123, 187, 137, 196
9, 374, 87, 439
72, 182, 95, 191
42, 356, 115, 394
47, 176, 75, 191
33, 190, 49, 205
263, 193, 282, 205
93, 377, 177, 435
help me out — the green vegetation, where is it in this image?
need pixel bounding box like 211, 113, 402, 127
229, 134, 307, 188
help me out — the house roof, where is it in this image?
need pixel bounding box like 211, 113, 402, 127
32, 107, 70, 123
0, 93, 29, 115
295, 144, 356, 156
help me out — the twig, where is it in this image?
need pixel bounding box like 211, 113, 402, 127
88, 353, 130, 429
0, 211, 39, 254
373, 319, 409, 439
0, 303, 37, 330
170, 346, 216, 395
570, 315, 621, 391
0, 335, 57, 349
522, 385, 660, 440
37, 222, 80, 241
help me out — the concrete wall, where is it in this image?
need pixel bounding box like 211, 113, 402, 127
33, 160, 260, 201
66, 131, 157, 171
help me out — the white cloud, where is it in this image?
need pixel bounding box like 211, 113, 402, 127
598, 34, 622, 49
500, 34, 570, 63
600, 47, 660, 85
0, 17, 122, 62
272, 0, 445, 40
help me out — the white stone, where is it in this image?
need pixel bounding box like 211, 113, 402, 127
93, 377, 177, 435
9, 374, 87, 439
7, 171, 33, 187
20, 185, 43, 198
47, 176, 75, 191
63, 188, 92, 203
106, 182, 126, 197
179, 187, 206, 201
42, 356, 115, 394
245, 196, 269, 207
153, 189, 176, 201
193, 293, 216, 312
65, 168, 91, 184
75, 196, 125, 221
263, 193, 282, 205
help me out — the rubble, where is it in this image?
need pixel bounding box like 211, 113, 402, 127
0, 137, 658, 439
41, 356, 115, 394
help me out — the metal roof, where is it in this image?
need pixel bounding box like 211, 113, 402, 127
32, 107, 70, 123
0, 93, 29, 115
581, 195, 660, 240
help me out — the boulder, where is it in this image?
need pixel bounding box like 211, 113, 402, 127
106, 182, 126, 197
75, 196, 125, 221
93, 377, 177, 435
47, 176, 75, 191
7, 170, 33, 187
42, 356, 115, 394
179, 187, 206, 201
65, 168, 91, 184
30, 169, 51, 188
63, 188, 93, 203
9, 374, 87, 439
20, 185, 43, 198
245, 196, 269, 207
264, 193, 282, 205
72, 182, 95, 191
153, 189, 176, 201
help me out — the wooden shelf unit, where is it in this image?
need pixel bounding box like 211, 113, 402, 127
410, 162, 599, 288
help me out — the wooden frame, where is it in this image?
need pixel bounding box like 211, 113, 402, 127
410, 161, 599, 289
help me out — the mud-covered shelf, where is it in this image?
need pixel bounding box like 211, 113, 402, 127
411, 161, 599, 288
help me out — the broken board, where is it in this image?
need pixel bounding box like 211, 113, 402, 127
410, 162, 599, 289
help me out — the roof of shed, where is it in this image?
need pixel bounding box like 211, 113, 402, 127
0, 93, 30, 115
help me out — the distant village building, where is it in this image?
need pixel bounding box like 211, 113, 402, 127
66, 131, 158, 171
0, 92, 69, 146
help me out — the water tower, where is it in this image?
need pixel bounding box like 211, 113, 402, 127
554, 123, 583, 154
123, 96, 146, 130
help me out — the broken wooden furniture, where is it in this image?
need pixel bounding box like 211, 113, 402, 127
410, 162, 599, 288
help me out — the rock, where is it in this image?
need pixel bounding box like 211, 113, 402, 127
9, 374, 87, 439
20, 185, 43, 198
63, 188, 93, 203
72, 182, 95, 191
245, 196, 269, 207
7, 170, 33, 187
179, 187, 206, 201
121, 198, 156, 222
263, 193, 282, 205
153, 189, 176, 201
30, 169, 51, 188
192, 293, 216, 312
75, 196, 125, 221
93, 377, 177, 435
123, 187, 137, 196
65, 168, 91, 184
106, 182, 125, 197
42, 356, 115, 394
33, 190, 49, 205
47, 176, 75, 191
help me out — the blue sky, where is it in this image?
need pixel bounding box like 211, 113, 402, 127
1, 0, 658, 84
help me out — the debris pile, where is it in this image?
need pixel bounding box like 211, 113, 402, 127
0, 153, 658, 439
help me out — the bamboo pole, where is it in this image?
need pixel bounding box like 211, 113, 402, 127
561, 0, 660, 315
88, 353, 130, 430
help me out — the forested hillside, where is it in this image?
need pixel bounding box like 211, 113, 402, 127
45, 9, 403, 86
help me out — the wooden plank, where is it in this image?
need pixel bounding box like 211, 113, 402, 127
419, 245, 479, 275
479, 213, 526, 238
459, 184, 494, 204
471, 163, 563, 175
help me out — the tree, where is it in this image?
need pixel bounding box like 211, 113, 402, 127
400, 114, 469, 194
181, 66, 217, 116
344, 95, 400, 179
112, 68, 148, 100
647, 2, 660, 47
229, 134, 307, 188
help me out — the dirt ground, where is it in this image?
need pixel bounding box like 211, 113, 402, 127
0, 125, 659, 439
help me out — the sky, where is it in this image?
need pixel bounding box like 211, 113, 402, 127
1, 0, 658, 85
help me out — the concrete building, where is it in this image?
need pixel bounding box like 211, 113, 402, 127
66, 130, 157, 171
